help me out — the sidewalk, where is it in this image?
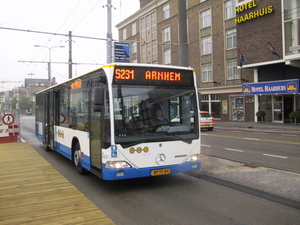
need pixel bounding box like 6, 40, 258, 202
197, 120, 300, 209
0, 142, 115, 225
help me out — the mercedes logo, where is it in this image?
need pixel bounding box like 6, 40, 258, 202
155, 153, 166, 165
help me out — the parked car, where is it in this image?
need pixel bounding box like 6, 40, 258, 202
200, 111, 214, 131
25, 111, 32, 115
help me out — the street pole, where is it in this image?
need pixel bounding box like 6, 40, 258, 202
47, 61, 51, 86
106, 0, 113, 64
178, 0, 189, 67
68, 31, 73, 79
34, 45, 65, 87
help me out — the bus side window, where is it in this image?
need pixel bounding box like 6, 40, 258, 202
93, 87, 104, 112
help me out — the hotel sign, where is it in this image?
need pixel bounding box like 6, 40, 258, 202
235, 0, 274, 24
242, 80, 299, 95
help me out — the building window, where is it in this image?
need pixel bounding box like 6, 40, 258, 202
201, 94, 220, 118
163, 26, 170, 42
225, 0, 236, 20
227, 59, 239, 79
226, 29, 237, 49
141, 44, 146, 62
202, 36, 212, 55
211, 94, 220, 101
163, 49, 171, 64
284, 0, 300, 55
132, 41, 137, 54
151, 12, 157, 39
123, 28, 127, 40
163, 4, 170, 20
152, 40, 157, 59
202, 64, 212, 82
201, 9, 211, 28
140, 11, 157, 63
132, 23, 136, 36
202, 94, 209, 101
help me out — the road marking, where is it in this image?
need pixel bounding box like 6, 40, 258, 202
232, 131, 243, 133
201, 144, 211, 147
281, 134, 297, 137
244, 138, 260, 141
225, 148, 244, 153
263, 154, 288, 159
205, 133, 300, 145
255, 132, 268, 135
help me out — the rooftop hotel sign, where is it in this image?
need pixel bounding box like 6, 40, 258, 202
242, 80, 299, 95
235, 0, 274, 24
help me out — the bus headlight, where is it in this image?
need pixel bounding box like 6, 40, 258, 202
186, 154, 200, 162
105, 161, 132, 169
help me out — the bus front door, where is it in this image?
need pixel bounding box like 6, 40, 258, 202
44, 91, 55, 150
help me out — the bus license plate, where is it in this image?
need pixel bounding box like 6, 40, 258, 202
151, 168, 171, 176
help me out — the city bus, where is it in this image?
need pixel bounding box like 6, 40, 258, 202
35, 63, 201, 180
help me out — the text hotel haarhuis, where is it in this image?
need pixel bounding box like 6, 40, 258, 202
235, 0, 274, 24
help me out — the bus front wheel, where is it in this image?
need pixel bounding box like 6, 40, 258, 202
44, 143, 51, 152
73, 142, 85, 175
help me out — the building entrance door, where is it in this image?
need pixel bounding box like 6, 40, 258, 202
231, 96, 244, 121
284, 96, 293, 123
273, 95, 283, 123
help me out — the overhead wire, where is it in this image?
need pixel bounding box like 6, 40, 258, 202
72, 0, 104, 32
2, 2, 297, 85
27, 0, 84, 81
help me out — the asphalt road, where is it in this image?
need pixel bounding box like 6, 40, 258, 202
20, 116, 300, 225
201, 129, 300, 173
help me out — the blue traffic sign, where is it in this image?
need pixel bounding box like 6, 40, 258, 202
114, 42, 130, 63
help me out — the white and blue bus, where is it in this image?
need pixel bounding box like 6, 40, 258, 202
35, 63, 201, 180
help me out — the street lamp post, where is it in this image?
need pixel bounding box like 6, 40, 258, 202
34, 45, 65, 86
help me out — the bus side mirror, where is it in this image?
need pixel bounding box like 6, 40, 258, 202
93, 87, 105, 112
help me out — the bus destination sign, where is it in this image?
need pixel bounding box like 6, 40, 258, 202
113, 66, 194, 86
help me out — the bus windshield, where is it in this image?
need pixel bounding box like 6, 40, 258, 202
112, 84, 199, 147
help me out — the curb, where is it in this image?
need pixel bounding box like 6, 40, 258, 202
199, 174, 300, 210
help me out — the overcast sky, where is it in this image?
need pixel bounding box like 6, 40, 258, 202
0, 0, 139, 91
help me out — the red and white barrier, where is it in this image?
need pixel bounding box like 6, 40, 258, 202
0, 124, 9, 137
0, 116, 20, 143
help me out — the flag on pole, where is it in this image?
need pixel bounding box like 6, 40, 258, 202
237, 49, 247, 67
266, 40, 280, 58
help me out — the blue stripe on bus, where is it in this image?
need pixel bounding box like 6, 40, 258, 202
54, 141, 91, 170
102, 161, 201, 180
55, 142, 72, 160
81, 154, 91, 170
36, 133, 43, 142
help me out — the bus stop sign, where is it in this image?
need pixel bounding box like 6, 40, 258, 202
114, 42, 130, 63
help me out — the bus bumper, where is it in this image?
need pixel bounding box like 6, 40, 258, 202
102, 161, 201, 180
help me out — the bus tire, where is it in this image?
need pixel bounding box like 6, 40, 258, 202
73, 142, 85, 175
44, 144, 51, 152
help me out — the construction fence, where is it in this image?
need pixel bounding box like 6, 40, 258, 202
0, 111, 20, 143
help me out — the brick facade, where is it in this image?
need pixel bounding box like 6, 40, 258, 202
237, 0, 282, 64
116, 0, 299, 123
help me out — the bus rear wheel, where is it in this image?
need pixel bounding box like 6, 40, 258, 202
73, 142, 85, 175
